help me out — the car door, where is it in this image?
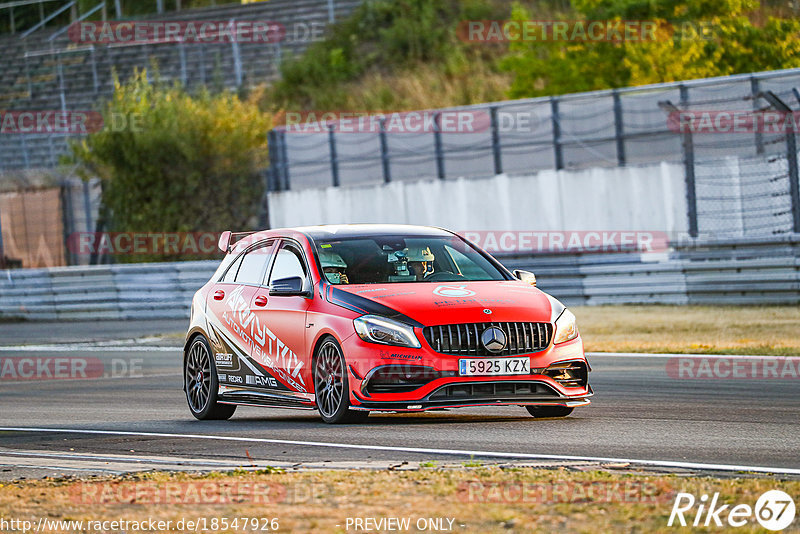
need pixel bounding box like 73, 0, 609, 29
206, 239, 276, 387
249, 239, 313, 396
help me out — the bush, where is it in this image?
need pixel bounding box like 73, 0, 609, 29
68, 71, 271, 262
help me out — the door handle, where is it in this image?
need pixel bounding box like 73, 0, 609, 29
213, 290, 225, 301
254, 295, 268, 307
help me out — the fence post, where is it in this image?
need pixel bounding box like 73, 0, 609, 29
82, 179, 93, 234
379, 118, 391, 184
280, 130, 291, 190
267, 130, 279, 192
328, 125, 340, 187
0, 197, 5, 269
613, 90, 626, 166
327, 0, 335, 23
60, 182, 75, 266
550, 97, 564, 170
679, 85, 698, 237
490, 106, 503, 175
178, 40, 187, 85
229, 19, 243, 87
751, 77, 764, 155
434, 112, 445, 179
787, 122, 800, 233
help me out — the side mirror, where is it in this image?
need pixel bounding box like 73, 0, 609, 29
269, 276, 310, 297
513, 269, 536, 286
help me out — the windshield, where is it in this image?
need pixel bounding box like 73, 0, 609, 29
314, 235, 507, 285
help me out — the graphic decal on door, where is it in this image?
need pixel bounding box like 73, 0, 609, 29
222, 285, 307, 393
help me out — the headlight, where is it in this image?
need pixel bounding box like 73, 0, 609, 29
553, 308, 578, 344
354, 315, 421, 348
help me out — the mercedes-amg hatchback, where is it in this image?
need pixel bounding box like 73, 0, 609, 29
184, 224, 592, 423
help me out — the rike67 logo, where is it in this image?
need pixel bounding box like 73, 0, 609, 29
669, 490, 796, 530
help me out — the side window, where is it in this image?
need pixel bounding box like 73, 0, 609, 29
234, 242, 275, 284
267, 242, 307, 285
221, 253, 244, 283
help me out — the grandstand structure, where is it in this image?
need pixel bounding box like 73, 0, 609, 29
0, 0, 360, 170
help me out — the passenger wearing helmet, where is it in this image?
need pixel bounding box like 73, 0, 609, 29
320, 249, 349, 284
406, 245, 434, 279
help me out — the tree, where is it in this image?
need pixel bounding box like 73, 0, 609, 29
501, 0, 800, 98
68, 70, 271, 262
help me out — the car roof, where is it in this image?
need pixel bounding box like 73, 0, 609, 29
295, 224, 454, 240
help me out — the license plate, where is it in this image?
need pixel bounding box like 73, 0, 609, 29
459, 357, 530, 376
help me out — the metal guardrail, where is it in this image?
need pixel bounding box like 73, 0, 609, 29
1, 237, 798, 320
0, 260, 217, 320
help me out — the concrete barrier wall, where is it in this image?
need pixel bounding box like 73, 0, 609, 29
267, 162, 688, 234
1, 235, 797, 321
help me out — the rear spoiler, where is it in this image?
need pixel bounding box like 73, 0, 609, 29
217, 231, 259, 253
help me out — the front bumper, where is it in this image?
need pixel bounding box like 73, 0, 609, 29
341, 332, 591, 412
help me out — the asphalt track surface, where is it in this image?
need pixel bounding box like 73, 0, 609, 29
0, 320, 798, 479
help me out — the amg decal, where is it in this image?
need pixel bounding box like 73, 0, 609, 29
246, 375, 279, 388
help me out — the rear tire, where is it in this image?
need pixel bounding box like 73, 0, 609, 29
526, 405, 574, 418
185, 335, 236, 420
314, 337, 369, 424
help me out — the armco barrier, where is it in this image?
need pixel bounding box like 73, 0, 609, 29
0, 261, 218, 321
0, 237, 798, 320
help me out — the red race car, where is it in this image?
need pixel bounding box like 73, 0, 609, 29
184, 225, 592, 423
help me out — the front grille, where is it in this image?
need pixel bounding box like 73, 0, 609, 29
429, 381, 559, 401
423, 322, 553, 356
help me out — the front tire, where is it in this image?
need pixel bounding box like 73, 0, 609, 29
314, 337, 369, 424
526, 405, 574, 418
185, 335, 236, 420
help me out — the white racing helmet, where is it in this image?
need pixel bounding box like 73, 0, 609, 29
319, 249, 348, 283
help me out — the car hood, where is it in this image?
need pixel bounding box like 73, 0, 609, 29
330, 280, 554, 326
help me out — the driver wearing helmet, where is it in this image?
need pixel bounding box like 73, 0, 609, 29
319, 249, 349, 284
406, 245, 434, 279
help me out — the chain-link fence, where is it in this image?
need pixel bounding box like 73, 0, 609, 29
269, 68, 800, 239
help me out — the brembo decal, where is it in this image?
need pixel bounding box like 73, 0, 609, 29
222, 285, 307, 393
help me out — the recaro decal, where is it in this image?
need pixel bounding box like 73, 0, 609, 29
222, 285, 307, 392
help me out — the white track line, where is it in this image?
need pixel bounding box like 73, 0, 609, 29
0, 345, 177, 352
587, 352, 800, 360
0, 427, 797, 475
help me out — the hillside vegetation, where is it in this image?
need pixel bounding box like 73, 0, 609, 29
266, 0, 800, 112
